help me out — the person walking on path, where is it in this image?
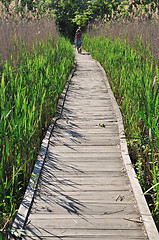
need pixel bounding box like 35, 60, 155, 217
74, 28, 82, 53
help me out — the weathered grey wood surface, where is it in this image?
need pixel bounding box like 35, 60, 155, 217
24, 51, 148, 239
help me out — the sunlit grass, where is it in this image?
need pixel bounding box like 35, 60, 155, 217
0, 35, 74, 233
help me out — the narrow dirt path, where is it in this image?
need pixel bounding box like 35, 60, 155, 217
22, 51, 148, 239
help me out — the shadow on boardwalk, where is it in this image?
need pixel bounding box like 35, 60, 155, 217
25, 150, 87, 239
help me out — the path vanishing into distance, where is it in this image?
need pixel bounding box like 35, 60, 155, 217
11, 50, 159, 239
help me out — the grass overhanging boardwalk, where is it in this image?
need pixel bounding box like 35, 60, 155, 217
22, 51, 148, 239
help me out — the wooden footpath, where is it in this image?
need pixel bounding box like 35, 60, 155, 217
22, 51, 149, 239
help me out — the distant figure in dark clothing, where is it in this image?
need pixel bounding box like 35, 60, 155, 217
74, 29, 82, 53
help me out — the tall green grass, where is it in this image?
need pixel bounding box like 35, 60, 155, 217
83, 34, 159, 227
0, 36, 74, 232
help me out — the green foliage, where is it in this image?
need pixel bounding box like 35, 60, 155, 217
0, 0, 12, 10
0, 35, 74, 231
88, 0, 120, 18
0, 0, 45, 10
49, 0, 90, 39
83, 34, 159, 226
48, 0, 122, 39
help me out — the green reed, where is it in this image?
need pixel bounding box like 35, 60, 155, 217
83, 34, 159, 226
0, 36, 74, 231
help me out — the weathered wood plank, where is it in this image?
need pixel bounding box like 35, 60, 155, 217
23, 237, 147, 240
23, 228, 147, 239
26, 218, 144, 230
42, 156, 123, 163
49, 137, 120, 146
48, 145, 120, 152
39, 175, 129, 185
29, 209, 140, 219
53, 127, 119, 134
31, 202, 136, 213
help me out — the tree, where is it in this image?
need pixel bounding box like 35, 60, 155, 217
49, 0, 88, 39
49, 0, 122, 39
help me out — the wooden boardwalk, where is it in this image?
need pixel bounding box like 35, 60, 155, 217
23, 51, 148, 239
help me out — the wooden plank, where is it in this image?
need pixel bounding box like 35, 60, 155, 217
48, 145, 120, 152
41, 171, 125, 178
43, 156, 122, 162
30, 208, 139, 218
32, 190, 133, 205
53, 127, 119, 134
23, 228, 147, 239
35, 183, 130, 192
31, 201, 135, 215
39, 164, 123, 172
49, 136, 119, 146
24, 236, 147, 240
24, 223, 146, 240
25, 218, 144, 230
39, 175, 129, 185
42, 160, 123, 168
